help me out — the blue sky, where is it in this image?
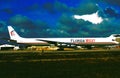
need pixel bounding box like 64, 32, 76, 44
0, 0, 120, 39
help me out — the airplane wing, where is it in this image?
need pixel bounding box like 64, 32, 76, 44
36, 39, 77, 47
36, 39, 66, 44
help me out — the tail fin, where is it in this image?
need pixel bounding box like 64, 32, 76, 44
8, 26, 21, 40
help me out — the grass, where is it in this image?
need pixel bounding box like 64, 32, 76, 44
0, 51, 120, 78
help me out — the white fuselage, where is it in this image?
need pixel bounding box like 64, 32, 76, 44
7, 26, 120, 49
16, 37, 118, 45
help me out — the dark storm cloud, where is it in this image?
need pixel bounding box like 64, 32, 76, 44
0, 21, 6, 27
15, 1, 120, 38
103, 0, 120, 6
26, 4, 40, 11
72, 2, 98, 15
104, 7, 120, 18
83, 16, 120, 37
55, 8, 120, 37
53, 0, 101, 37
52, 0, 103, 37
8, 15, 35, 29
0, 21, 8, 38
0, 8, 13, 14
8, 15, 36, 37
0, 21, 6, 33
54, 1, 71, 13
70, 0, 98, 15
0, 0, 120, 38
42, 2, 55, 14
8, 15, 51, 37
54, 1, 99, 15
100, 19, 120, 35
56, 14, 92, 37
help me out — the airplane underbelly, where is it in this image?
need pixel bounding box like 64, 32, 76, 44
17, 41, 49, 45
75, 42, 116, 45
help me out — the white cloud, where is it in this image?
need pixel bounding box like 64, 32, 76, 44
73, 11, 103, 24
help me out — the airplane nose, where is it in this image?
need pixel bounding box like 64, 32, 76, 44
115, 38, 120, 42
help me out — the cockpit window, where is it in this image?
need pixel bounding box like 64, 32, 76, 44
113, 34, 120, 37
112, 39, 115, 41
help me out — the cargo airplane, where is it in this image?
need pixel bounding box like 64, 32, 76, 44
8, 26, 119, 50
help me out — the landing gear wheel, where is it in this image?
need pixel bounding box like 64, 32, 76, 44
57, 47, 64, 51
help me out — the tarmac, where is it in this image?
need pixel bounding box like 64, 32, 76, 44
0, 48, 120, 54
0, 49, 120, 78
0, 48, 119, 62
